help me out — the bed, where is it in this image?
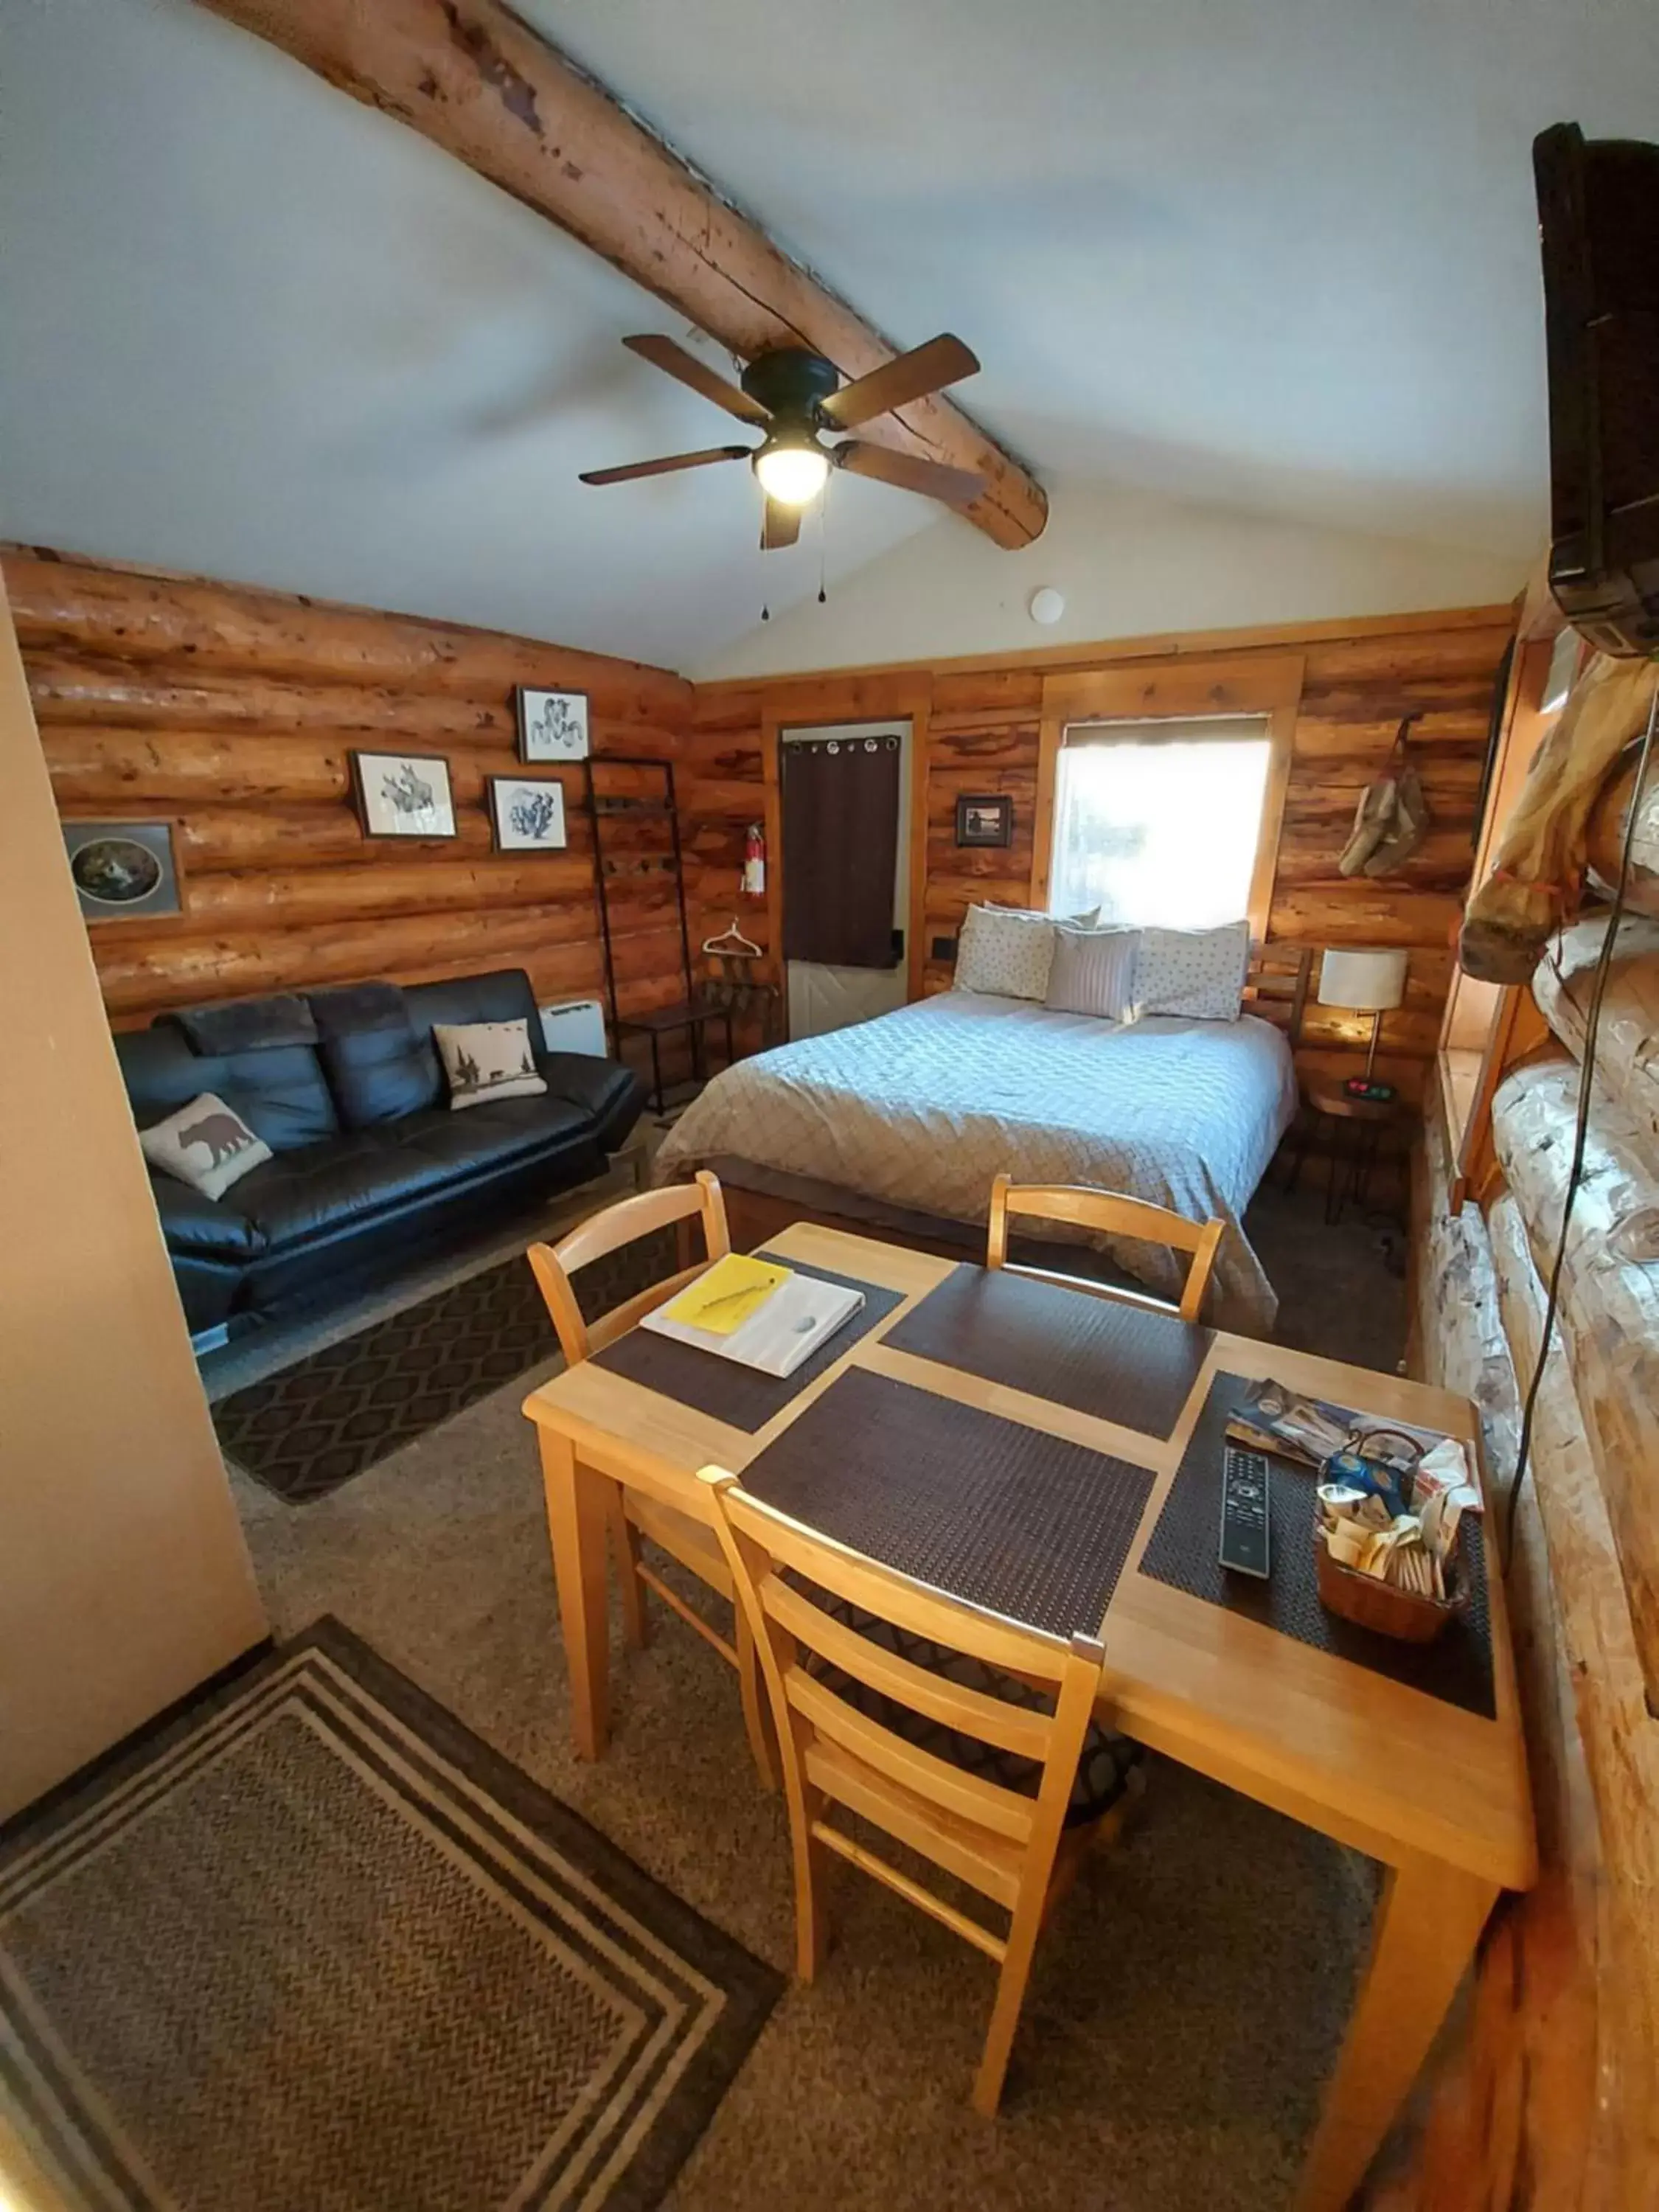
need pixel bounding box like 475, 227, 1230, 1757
653, 985, 1302, 1333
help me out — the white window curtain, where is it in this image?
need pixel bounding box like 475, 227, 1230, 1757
1048, 715, 1273, 928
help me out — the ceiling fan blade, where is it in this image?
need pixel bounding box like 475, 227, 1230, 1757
760, 499, 801, 551
818, 334, 980, 428
580, 444, 751, 486
832, 441, 986, 509
622, 334, 772, 425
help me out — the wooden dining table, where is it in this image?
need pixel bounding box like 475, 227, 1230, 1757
521, 1221, 1536, 2212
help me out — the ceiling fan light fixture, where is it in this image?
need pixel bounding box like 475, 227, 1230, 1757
752, 434, 830, 508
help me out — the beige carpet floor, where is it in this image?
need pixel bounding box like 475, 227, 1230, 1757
230, 1186, 1408, 2212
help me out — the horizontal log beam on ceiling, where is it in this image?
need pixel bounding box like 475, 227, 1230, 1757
192, 0, 1046, 550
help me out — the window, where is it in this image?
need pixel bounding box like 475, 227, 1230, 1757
1047, 716, 1273, 928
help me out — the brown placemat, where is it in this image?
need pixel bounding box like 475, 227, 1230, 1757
739, 1367, 1155, 1639
881, 1263, 1212, 1439
1138, 1373, 1496, 1718
591, 1252, 905, 1432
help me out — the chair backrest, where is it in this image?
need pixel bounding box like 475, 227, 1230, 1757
985, 1172, 1225, 1324
701, 1467, 1105, 1920
527, 1169, 730, 1363
1242, 940, 1312, 1046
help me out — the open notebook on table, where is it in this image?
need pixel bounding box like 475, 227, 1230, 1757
641, 1253, 864, 1379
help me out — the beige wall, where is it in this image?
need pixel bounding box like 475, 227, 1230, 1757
0, 581, 266, 1821
696, 482, 1528, 678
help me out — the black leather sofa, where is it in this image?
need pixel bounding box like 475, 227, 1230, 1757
116, 967, 642, 1338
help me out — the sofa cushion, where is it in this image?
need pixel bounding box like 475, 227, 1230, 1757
406, 1092, 591, 1176
535, 1051, 643, 1153
307, 981, 442, 1128
117, 1024, 339, 1152
170, 994, 317, 1055
146, 1169, 268, 1262
229, 1093, 592, 1251
403, 968, 540, 1043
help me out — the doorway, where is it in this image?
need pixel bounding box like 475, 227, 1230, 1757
780, 720, 911, 1040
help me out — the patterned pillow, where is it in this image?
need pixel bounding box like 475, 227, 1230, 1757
1046, 925, 1140, 1020
953, 903, 1057, 1001
1127, 920, 1251, 1023
432, 1019, 549, 1112
139, 1091, 271, 1200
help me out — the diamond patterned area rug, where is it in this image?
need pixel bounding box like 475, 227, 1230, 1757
0, 1621, 781, 2212
213, 1234, 673, 1505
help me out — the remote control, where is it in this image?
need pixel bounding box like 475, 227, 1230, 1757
1219, 1444, 1272, 1579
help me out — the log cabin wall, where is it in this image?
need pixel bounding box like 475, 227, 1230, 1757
688, 605, 1514, 1102
5, 547, 692, 1029
1388, 608, 1659, 2205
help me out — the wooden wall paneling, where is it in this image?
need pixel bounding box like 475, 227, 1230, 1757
4, 550, 689, 718
26, 546, 1507, 1099
685, 614, 1510, 1101
10, 547, 689, 1035
1484, 1189, 1659, 2201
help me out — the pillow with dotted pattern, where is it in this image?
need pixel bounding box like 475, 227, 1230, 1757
1125, 920, 1251, 1023
953, 903, 1059, 1001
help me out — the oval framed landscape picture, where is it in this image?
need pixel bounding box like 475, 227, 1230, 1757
63, 821, 182, 922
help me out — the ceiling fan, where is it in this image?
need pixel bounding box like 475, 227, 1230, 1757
579, 333, 987, 548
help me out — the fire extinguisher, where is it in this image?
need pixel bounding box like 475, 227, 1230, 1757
742, 820, 766, 899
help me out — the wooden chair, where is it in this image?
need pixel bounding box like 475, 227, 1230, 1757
701, 1467, 1142, 2114
526, 1171, 773, 1781
986, 1172, 1225, 1324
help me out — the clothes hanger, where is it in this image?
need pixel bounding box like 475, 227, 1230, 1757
702, 916, 763, 959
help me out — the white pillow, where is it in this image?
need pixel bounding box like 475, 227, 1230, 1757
953, 904, 1058, 1001
1127, 921, 1251, 1023
140, 1092, 271, 1200
985, 900, 1100, 928
1046, 925, 1140, 1020
433, 1018, 549, 1112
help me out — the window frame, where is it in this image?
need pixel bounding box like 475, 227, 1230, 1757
1030, 654, 1303, 942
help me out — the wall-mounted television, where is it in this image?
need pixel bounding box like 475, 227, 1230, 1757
1534, 122, 1659, 661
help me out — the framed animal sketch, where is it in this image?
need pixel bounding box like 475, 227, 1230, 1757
487, 776, 568, 853
517, 686, 590, 763
955, 793, 1014, 848
349, 751, 457, 839
62, 820, 182, 922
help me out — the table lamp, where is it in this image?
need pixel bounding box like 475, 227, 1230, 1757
1318, 947, 1408, 1102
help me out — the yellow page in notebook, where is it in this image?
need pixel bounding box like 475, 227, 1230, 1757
663, 1253, 791, 1335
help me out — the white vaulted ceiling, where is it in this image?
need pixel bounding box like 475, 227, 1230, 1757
1, 0, 1655, 669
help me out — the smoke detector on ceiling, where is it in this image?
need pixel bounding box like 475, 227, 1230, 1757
1029, 587, 1065, 626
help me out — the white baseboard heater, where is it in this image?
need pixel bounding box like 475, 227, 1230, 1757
539, 998, 608, 1057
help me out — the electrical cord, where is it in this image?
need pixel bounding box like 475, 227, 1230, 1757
1502, 682, 1659, 1573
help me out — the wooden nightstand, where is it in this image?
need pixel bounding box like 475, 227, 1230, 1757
1285, 1082, 1405, 1224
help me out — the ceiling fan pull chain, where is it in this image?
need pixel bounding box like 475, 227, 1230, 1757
818, 473, 829, 604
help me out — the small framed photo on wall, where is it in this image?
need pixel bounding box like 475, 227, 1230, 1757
955, 793, 1014, 848
487, 776, 568, 853
349, 751, 457, 839
517, 686, 590, 763
63, 820, 182, 922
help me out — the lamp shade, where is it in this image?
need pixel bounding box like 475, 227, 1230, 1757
1317, 947, 1408, 1013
